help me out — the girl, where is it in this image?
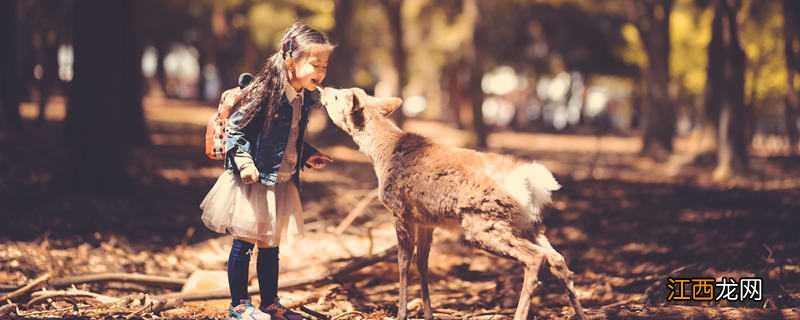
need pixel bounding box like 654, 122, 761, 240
200, 22, 334, 320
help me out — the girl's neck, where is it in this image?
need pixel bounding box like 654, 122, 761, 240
289, 82, 303, 93
287, 74, 303, 93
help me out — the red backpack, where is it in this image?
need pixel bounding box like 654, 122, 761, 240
204, 73, 253, 160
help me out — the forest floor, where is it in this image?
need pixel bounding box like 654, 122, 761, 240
1, 95, 799, 319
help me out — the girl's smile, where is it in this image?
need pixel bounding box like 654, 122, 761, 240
288, 45, 332, 92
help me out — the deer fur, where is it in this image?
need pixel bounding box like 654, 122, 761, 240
319, 87, 586, 320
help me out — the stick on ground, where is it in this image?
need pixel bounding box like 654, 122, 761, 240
0, 273, 51, 302
27, 289, 121, 307
335, 189, 379, 234
48, 273, 186, 288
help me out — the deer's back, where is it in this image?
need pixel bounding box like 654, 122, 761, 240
377, 134, 525, 228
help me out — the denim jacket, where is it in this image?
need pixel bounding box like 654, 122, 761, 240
223, 89, 320, 186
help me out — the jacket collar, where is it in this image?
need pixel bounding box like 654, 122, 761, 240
284, 78, 303, 105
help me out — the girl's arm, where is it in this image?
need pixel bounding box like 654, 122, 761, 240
301, 90, 332, 168
223, 87, 260, 178
224, 95, 259, 157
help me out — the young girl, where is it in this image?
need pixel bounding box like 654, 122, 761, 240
200, 22, 334, 320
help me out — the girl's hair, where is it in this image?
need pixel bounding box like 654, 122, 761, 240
236, 22, 333, 131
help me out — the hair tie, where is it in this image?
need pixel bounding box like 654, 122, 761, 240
283, 35, 297, 59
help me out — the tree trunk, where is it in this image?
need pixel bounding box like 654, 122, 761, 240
327, 0, 355, 88
37, 33, 61, 125
64, 0, 148, 192
0, 0, 23, 132
706, 0, 748, 181
628, 0, 675, 161
442, 61, 469, 129
196, 46, 208, 102
468, 0, 487, 149
155, 41, 169, 97
318, 0, 358, 142
381, 0, 408, 128
119, 9, 149, 147
18, 7, 35, 104
212, 4, 240, 98
784, 0, 800, 154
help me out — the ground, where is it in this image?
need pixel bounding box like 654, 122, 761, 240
1, 96, 799, 319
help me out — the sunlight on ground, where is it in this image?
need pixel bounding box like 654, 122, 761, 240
8, 96, 800, 319
20, 96, 800, 191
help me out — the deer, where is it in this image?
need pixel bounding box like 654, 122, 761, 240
318, 87, 586, 320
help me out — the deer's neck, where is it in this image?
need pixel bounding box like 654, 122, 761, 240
352, 117, 404, 176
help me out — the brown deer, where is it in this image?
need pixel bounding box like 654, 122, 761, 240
318, 87, 586, 320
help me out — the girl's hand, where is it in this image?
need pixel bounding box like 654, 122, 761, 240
240, 165, 260, 184
305, 152, 333, 169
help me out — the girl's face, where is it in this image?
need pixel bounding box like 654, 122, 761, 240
287, 45, 331, 91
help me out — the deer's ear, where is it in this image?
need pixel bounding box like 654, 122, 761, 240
371, 97, 403, 117
350, 89, 365, 129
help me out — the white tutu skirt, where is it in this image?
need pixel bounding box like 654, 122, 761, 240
200, 170, 304, 246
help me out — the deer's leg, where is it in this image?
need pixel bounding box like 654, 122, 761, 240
461, 215, 545, 320
534, 234, 586, 320
415, 226, 434, 320
395, 219, 415, 320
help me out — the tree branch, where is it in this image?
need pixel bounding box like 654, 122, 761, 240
0, 273, 51, 302
335, 189, 379, 234
48, 272, 186, 289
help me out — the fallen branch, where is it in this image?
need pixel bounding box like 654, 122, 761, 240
465, 310, 515, 319
330, 310, 366, 320
335, 189, 379, 234
320, 245, 397, 282
155, 245, 398, 302
27, 289, 121, 307
125, 298, 183, 320
0, 272, 50, 302
15, 305, 95, 318
301, 305, 331, 320
597, 296, 642, 310
48, 272, 186, 288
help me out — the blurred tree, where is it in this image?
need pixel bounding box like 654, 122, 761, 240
326, 0, 355, 88
737, 1, 782, 145
467, 0, 487, 148
16, 1, 35, 104
215, 2, 249, 97
380, 0, 408, 127
668, 1, 712, 131
136, 0, 213, 98
0, 0, 23, 132
784, 0, 800, 153
706, 0, 747, 180
28, 0, 68, 125
387, 0, 475, 127
64, 0, 148, 192
319, 0, 357, 139
626, 0, 676, 160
